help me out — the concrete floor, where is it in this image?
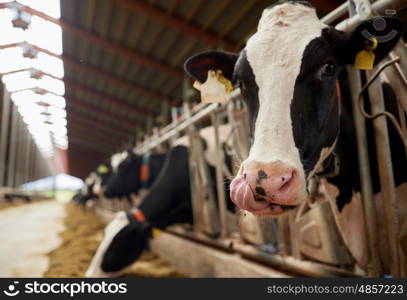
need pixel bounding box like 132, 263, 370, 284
0, 201, 65, 277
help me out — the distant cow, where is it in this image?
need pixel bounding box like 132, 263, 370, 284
75, 159, 113, 205
103, 149, 167, 200
86, 125, 234, 277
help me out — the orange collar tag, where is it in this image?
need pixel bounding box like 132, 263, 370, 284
335, 80, 342, 115
132, 209, 146, 222
335, 80, 342, 103
140, 164, 149, 183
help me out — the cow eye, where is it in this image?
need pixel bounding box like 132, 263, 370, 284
321, 63, 336, 76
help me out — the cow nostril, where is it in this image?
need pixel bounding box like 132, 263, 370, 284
243, 173, 247, 179
255, 186, 266, 196
278, 171, 296, 193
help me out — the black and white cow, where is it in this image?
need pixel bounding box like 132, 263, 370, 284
103, 149, 167, 200
185, 1, 405, 216
86, 125, 234, 277
74, 160, 113, 206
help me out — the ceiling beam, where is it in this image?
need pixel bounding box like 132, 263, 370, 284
85, 0, 97, 29
69, 136, 116, 154
66, 98, 139, 131
113, 0, 237, 50
219, 1, 258, 37
68, 123, 124, 145
68, 129, 120, 150
62, 54, 174, 104
67, 106, 135, 134
64, 77, 154, 119
27, 44, 176, 105
0, 62, 150, 126
0, 3, 185, 80
67, 114, 131, 139
68, 121, 123, 141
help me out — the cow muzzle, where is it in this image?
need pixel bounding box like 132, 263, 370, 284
230, 160, 304, 216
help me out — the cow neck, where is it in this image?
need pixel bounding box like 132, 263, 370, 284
309, 80, 342, 180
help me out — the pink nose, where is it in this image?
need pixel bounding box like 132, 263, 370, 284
230, 160, 300, 215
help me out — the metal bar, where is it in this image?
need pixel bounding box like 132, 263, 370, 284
15, 114, 27, 186
336, 0, 407, 31
366, 67, 400, 277
0, 89, 11, 185
25, 139, 33, 183
384, 55, 407, 113
233, 243, 360, 278
136, 89, 241, 153
321, 2, 348, 24
166, 227, 359, 277
347, 66, 382, 277
211, 112, 228, 238
6, 104, 18, 187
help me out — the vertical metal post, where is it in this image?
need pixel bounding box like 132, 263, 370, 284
0, 89, 11, 186
7, 104, 18, 187
15, 114, 26, 187
367, 68, 400, 277
23, 132, 32, 184
346, 0, 381, 277
28, 140, 35, 182
210, 112, 228, 238
347, 67, 382, 277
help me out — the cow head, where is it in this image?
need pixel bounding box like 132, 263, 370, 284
92, 162, 112, 196
85, 211, 150, 277
104, 150, 142, 198
184, 2, 403, 216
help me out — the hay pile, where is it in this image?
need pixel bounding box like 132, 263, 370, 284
45, 204, 106, 277
45, 203, 185, 278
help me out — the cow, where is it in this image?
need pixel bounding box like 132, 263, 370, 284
184, 2, 406, 273
103, 149, 167, 201
184, 1, 405, 214
74, 160, 113, 206
86, 125, 234, 277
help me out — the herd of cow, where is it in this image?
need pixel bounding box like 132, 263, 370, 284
73, 2, 406, 277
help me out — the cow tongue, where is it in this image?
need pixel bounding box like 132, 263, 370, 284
230, 176, 270, 212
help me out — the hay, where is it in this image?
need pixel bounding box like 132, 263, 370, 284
45, 203, 185, 278
45, 203, 106, 277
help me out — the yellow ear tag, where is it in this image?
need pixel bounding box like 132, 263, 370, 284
198, 69, 232, 103
97, 165, 109, 174
151, 227, 161, 239
354, 37, 378, 70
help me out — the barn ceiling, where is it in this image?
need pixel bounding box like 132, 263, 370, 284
56, 0, 346, 178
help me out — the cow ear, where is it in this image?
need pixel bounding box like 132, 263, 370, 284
344, 16, 404, 66
184, 50, 238, 83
